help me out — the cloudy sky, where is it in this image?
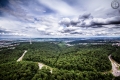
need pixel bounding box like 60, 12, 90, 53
0, 0, 120, 38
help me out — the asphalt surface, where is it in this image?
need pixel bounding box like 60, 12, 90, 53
108, 55, 120, 77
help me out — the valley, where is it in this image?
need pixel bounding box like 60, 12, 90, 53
0, 40, 120, 80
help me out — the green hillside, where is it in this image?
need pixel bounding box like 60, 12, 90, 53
0, 42, 118, 80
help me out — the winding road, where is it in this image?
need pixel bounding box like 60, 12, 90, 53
16, 50, 52, 73
17, 50, 27, 62
108, 55, 120, 77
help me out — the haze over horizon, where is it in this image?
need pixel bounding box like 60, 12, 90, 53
0, 0, 120, 38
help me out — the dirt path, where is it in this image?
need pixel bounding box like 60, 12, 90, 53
17, 50, 27, 62
38, 62, 44, 69
108, 55, 120, 77
38, 62, 52, 73
17, 50, 52, 73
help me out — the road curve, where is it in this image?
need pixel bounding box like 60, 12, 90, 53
108, 55, 120, 77
38, 62, 44, 69
16, 50, 52, 73
38, 62, 52, 73
17, 50, 27, 62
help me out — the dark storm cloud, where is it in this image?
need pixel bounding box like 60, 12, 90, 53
0, 0, 9, 16
59, 18, 71, 27
0, 11, 3, 16
0, 0, 27, 18
34, 18, 40, 21
70, 13, 93, 26
61, 29, 75, 33
70, 32, 83, 34
0, 0, 9, 8
60, 13, 120, 28
0, 0, 55, 23
0, 0, 120, 37
91, 16, 120, 26
107, 17, 120, 24
70, 19, 79, 26
91, 25, 103, 28
114, 24, 120, 28
0, 29, 9, 33
0, 28, 10, 33
59, 26, 82, 35
79, 13, 92, 20
37, 29, 51, 35
60, 13, 93, 27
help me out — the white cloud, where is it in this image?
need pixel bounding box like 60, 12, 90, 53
38, 0, 79, 16
59, 18, 71, 27
0, 0, 120, 38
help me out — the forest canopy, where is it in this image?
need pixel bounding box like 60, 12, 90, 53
0, 42, 119, 80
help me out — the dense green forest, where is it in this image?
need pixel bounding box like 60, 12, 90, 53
0, 42, 120, 80
23, 43, 114, 72
111, 46, 120, 63
0, 61, 38, 80
0, 49, 23, 64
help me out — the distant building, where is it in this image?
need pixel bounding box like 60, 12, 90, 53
112, 43, 120, 46
30, 38, 32, 44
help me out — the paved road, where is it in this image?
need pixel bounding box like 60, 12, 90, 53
17, 50, 27, 62
108, 55, 120, 77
